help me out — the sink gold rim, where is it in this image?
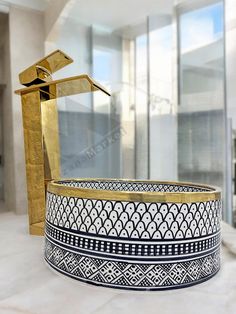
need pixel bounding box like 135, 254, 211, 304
47, 178, 221, 203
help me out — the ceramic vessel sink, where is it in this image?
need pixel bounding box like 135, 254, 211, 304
44, 179, 221, 290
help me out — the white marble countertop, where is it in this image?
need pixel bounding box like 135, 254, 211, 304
0, 212, 236, 314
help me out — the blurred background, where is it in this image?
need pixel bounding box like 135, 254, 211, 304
0, 0, 235, 225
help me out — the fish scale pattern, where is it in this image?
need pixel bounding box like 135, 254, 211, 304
46, 192, 221, 240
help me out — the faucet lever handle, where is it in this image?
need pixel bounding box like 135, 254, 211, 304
19, 49, 73, 86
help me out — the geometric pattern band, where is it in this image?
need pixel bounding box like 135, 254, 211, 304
45, 237, 220, 290
45, 221, 221, 260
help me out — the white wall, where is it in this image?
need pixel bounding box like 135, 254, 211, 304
4, 6, 44, 213
1, 12, 15, 210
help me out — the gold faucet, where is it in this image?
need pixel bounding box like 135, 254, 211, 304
15, 50, 110, 236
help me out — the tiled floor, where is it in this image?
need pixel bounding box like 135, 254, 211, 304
0, 212, 236, 314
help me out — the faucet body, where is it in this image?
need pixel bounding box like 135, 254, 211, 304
16, 50, 110, 235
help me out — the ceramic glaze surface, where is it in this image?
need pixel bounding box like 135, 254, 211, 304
44, 180, 221, 290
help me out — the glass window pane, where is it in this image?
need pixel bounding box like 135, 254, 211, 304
135, 30, 149, 179
178, 1, 226, 210
149, 14, 177, 181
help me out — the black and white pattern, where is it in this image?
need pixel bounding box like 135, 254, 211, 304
45, 180, 221, 290
45, 238, 220, 290
45, 222, 220, 260
46, 193, 221, 240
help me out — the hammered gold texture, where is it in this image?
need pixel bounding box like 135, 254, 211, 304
19, 50, 73, 86
16, 50, 111, 236
41, 99, 60, 181
48, 179, 221, 203
15, 74, 111, 98
21, 91, 45, 235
